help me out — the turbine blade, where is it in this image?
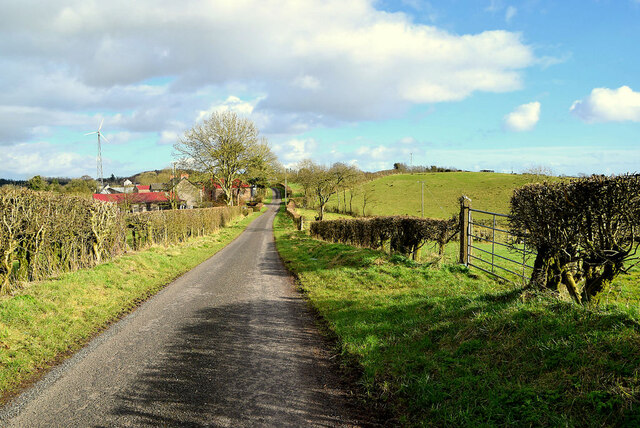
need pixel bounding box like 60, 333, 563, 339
85, 131, 97, 136
99, 118, 104, 131
101, 134, 111, 144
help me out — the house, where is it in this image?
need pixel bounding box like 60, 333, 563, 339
150, 183, 168, 192
135, 185, 151, 193
99, 180, 136, 194
174, 177, 203, 209
206, 179, 252, 204
93, 192, 180, 213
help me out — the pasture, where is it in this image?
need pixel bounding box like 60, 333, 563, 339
325, 171, 560, 218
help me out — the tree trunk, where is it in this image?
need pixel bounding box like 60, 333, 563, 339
343, 189, 346, 213
562, 270, 581, 304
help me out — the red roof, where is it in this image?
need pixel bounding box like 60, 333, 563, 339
136, 185, 150, 191
93, 193, 173, 203
211, 179, 251, 189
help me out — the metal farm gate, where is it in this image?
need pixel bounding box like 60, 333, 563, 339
459, 197, 535, 284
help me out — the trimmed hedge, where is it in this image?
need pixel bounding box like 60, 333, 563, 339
510, 174, 640, 303
310, 215, 458, 259
0, 187, 243, 293
285, 200, 304, 230
126, 206, 243, 250
0, 188, 124, 292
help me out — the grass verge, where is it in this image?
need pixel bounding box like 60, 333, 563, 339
0, 210, 263, 402
274, 209, 640, 427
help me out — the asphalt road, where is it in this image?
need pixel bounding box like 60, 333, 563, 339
0, 194, 377, 427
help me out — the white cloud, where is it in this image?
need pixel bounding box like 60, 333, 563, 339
399, 137, 417, 144
0, 0, 539, 178
485, 0, 503, 12
503, 101, 541, 131
275, 138, 318, 167
570, 86, 640, 123
293, 75, 321, 91
0, 1, 534, 131
0, 142, 96, 178
197, 96, 259, 122
159, 130, 180, 146
505, 6, 517, 22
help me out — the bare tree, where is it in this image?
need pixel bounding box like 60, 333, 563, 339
330, 163, 360, 214
174, 111, 276, 206
297, 160, 352, 220
361, 184, 376, 216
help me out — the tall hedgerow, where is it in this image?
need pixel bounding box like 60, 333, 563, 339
0, 188, 125, 292
0, 187, 244, 294
510, 174, 640, 303
310, 215, 458, 260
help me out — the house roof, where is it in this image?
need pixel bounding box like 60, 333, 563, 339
93, 192, 176, 204
136, 185, 151, 191
211, 179, 251, 189
150, 183, 167, 191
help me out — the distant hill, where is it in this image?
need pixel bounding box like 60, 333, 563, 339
326, 171, 562, 219
0, 178, 27, 187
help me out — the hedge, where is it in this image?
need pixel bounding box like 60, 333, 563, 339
0, 187, 243, 293
126, 205, 242, 250
509, 174, 640, 303
310, 215, 458, 259
285, 200, 304, 230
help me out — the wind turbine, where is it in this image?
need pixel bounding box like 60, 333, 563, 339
85, 119, 110, 191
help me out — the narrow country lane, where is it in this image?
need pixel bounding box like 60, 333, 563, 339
0, 194, 376, 427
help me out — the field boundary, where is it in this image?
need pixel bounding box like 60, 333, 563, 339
459, 197, 535, 284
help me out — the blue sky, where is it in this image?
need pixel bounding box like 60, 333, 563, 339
0, 0, 638, 179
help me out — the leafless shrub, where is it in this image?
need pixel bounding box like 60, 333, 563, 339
310, 215, 459, 260
510, 174, 640, 303
0, 187, 243, 293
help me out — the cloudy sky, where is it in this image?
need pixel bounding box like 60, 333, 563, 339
1, 0, 638, 179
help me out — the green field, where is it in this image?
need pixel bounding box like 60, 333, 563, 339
281, 171, 640, 425
274, 209, 640, 426
323, 171, 559, 218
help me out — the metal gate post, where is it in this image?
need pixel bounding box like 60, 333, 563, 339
459, 196, 471, 265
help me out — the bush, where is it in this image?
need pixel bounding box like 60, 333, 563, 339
0, 187, 243, 293
0, 188, 125, 292
509, 174, 640, 303
310, 215, 458, 260
285, 200, 304, 230
126, 206, 242, 250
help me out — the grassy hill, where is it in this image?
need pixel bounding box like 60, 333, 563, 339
325, 171, 560, 219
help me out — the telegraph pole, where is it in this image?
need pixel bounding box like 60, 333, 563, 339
284, 167, 288, 204
417, 181, 425, 217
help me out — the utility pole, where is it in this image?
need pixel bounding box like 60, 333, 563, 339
417, 181, 425, 217
410, 152, 413, 168
171, 161, 178, 210
284, 167, 288, 205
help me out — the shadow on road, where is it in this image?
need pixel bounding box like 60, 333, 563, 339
104, 297, 375, 427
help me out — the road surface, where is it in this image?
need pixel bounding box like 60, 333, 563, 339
0, 194, 378, 427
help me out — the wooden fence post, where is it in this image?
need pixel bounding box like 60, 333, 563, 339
459, 196, 471, 265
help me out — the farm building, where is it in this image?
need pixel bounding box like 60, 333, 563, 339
174, 177, 204, 209
93, 192, 181, 213
205, 179, 253, 204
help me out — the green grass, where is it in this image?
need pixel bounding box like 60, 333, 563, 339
286, 182, 304, 197
274, 209, 640, 426
296, 208, 352, 222
0, 210, 263, 401
322, 171, 561, 218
